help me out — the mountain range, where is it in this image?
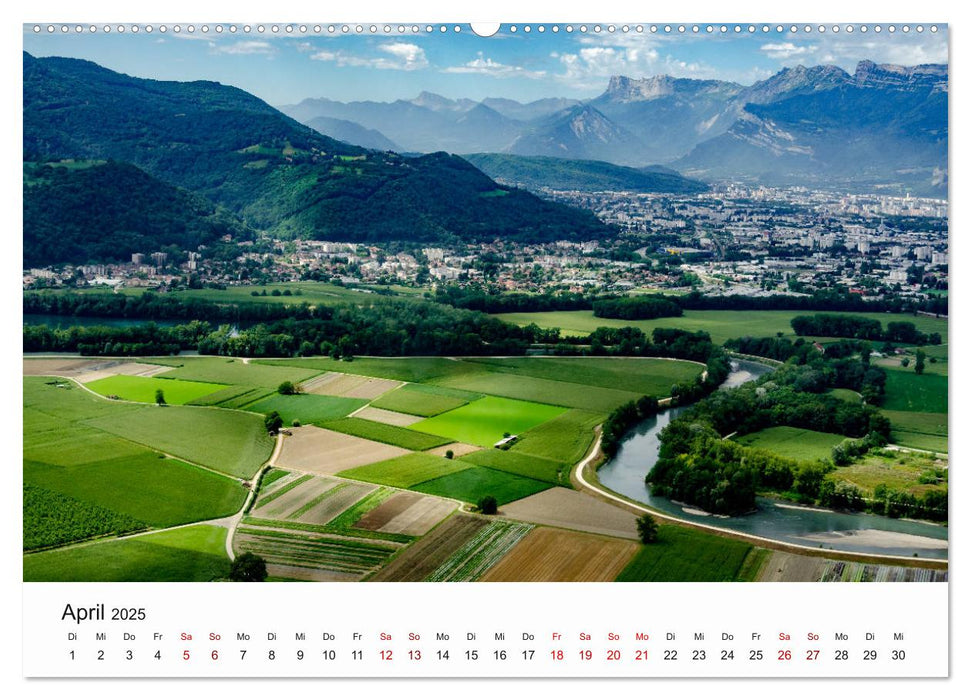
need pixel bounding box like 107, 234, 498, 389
282, 60, 948, 195
23, 52, 610, 265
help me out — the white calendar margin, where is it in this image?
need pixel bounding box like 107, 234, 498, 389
4, 0, 963, 696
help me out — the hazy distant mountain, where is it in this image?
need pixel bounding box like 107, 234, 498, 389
481, 96, 581, 122
463, 153, 708, 195
281, 59, 945, 193
23, 52, 610, 255
505, 105, 648, 164
280, 92, 522, 153
675, 61, 948, 196
306, 116, 400, 151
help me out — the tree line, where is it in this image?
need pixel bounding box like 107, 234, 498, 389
790, 314, 942, 344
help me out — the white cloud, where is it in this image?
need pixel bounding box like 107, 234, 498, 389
210, 40, 275, 56
442, 52, 546, 79
761, 42, 818, 60
311, 42, 428, 71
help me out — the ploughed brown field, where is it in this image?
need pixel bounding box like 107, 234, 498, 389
301, 372, 402, 399
479, 527, 638, 582
353, 406, 423, 427
353, 492, 455, 536
500, 487, 639, 540
273, 425, 410, 475
369, 514, 489, 581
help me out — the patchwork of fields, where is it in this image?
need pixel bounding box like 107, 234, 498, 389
24, 340, 946, 582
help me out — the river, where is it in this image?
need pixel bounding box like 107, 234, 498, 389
596, 359, 948, 559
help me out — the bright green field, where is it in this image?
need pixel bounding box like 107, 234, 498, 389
338, 453, 469, 489
458, 449, 567, 485
152, 356, 322, 387
615, 525, 754, 582
106, 282, 412, 307
245, 393, 367, 425
322, 417, 451, 451
85, 375, 225, 405
83, 404, 274, 478
494, 309, 948, 346
881, 368, 948, 414
412, 466, 551, 505
410, 396, 567, 447
734, 426, 846, 462
510, 409, 606, 465
24, 525, 231, 582
369, 383, 476, 416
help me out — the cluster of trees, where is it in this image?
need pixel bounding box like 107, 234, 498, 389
23, 321, 213, 356
24, 300, 541, 358
600, 396, 660, 458
591, 296, 683, 321
25, 291, 317, 323
433, 286, 592, 314
790, 314, 942, 345
830, 432, 888, 466
646, 360, 896, 516
725, 336, 888, 404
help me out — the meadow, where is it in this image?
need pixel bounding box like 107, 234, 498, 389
85, 374, 225, 404
24, 525, 232, 582
494, 309, 948, 346
412, 466, 551, 506
339, 453, 470, 489
830, 451, 948, 498
881, 368, 948, 414
409, 396, 567, 447
734, 426, 847, 462
322, 417, 451, 451
153, 356, 320, 387
245, 393, 367, 426
614, 525, 755, 581
369, 383, 476, 416
458, 449, 567, 485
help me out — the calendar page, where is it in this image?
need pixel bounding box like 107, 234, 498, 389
16, 0, 955, 690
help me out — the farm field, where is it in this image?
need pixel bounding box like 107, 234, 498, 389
257, 357, 476, 383
734, 426, 847, 462
245, 393, 367, 426
353, 406, 423, 427
24, 525, 232, 582
322, 417, 451, 450
353, 492, 456, 536
273, 426, 410, 475
499, 487, 638, 540
24, 378, 247, 542
509, 409, 605, 465
461, 356, 702, 396
84, 374, 225, 405
410, 396, 567, 447
882, 410, 948, 453
84, 404, 274, 478
338, 453, 468, 489
424, 520, 533, 582
153, 356, 320, 387
301, 372, 401, 399
881, 368, 948, 414
493, 309, 948, 346
369, 383, 475, 416
106, 281, 412, 306
479, 527, 638, 582
615, 525, 754, 581
428, 371, 644, 412
412, 466, 551, 506
458, 448, 567, 485
370, 514, 489, 582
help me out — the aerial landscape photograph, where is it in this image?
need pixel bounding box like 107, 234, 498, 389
22, 22, 948, 584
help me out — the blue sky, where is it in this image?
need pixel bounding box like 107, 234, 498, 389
23, 23, 949, 105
